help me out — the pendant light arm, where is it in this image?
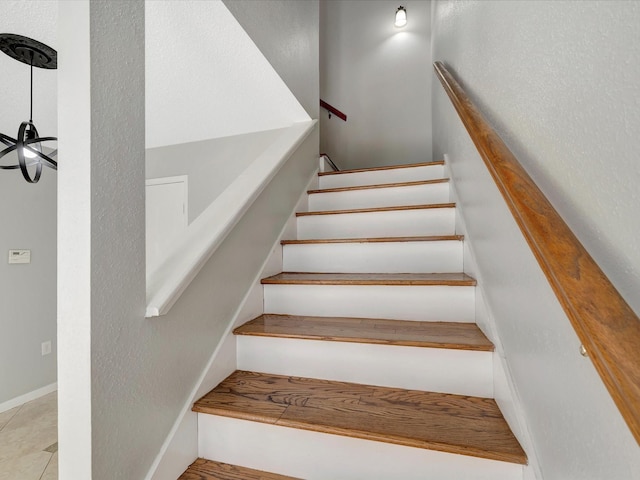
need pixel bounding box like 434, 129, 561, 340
29, 52, 33, 122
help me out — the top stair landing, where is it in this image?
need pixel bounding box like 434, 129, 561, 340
318, 161, 445, 189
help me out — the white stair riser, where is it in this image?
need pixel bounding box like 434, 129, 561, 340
263, 284, 475, 322
297, 208, 455, 239
282, 240, 463, 273
198, 415, 524, 480
237, 336, 493, 397
319, 164, 445, 189
309, 182, 450, 211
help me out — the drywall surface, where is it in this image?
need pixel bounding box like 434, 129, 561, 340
59, 1, 146, 478
432, 1, 640, 478
146, 128, 287, 222
320, 0, 433, 170
0, 0, 57, 406
223, 0, 320, 119
145, 0, 309, 149
144, 126, 317, 479
59, 1, 318, 477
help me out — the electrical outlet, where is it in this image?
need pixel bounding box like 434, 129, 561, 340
41, 341, 52, 356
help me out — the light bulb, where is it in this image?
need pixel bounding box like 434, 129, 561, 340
395, 6, 407, 28
23, 146, 38, 159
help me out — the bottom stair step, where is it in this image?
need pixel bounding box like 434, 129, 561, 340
178, 458, 300, 479
193, 371, 527, 465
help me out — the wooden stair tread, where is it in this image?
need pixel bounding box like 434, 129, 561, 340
178, 458, 299, 480
318, 160, 444, 176
193, 371, 527, 465
281, 235, 463, 245
234, 314, 494, 351
296, 203, 455, 216
261, 272, 476, 286
308, 178, 448, 194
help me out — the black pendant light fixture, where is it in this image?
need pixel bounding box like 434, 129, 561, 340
0, 33, 57, 184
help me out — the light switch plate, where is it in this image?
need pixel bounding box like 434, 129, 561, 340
8, 250, 31, 264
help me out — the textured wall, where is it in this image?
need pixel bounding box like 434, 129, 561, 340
58, 1, 146, 478
0, 0, 57, 406
146, 128, 287, 222
432, 1, 640, 479
320, 0, 433, 170
224, 0, 320, 119
145, 0, 309, 149
59, 1, 319, 478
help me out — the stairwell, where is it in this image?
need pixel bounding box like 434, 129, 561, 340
178, 161, 528, 479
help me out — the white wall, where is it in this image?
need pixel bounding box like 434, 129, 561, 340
0, 0, 57, 407
59, 1, 146, 478
320, 0, 432, 170
432, 1, 640, 479
146, 128, 287, 222
148, 126, 318, 479
59, 1, 319, 478
145, 0, 309, 149
223, 0, 320, 119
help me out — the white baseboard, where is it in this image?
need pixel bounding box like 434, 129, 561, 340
0, 382, 58, 414
444, 156, 541, 479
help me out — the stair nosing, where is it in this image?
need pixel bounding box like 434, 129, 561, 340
261, 272, 477, 286
234, 314, 494, 352
179, 458, 301, 480
318, 160, 444, 176
308, 178, 449, 195
281, 235, 464, 245
296, 203, 455, 217
274, 418, 521, 465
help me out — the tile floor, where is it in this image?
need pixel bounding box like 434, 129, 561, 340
0, 392, 57, 480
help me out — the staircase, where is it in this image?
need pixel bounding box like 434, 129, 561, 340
179, 161, 527, 479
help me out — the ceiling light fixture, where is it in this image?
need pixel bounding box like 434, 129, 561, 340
0, 33, 57, 184
395, 6, 408, 28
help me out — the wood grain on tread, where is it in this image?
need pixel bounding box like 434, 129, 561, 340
178, 458, 299, 480
234, 314, 494, 351
318, 160, 444, 176
435, 61, 640, 444
281, 235, 463, 245
261, 272, 476, 286
308, 178, 448, 194
193, 371, 527, 465
296, 203, 455, 217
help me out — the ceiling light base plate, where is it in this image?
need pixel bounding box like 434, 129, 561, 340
0, 33, 57, 69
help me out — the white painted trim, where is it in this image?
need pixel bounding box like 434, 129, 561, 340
263, 284, 476, 322
0, 382, 57, 414
145, 120, 316, 317
237, 336, 493, 397
444, 156, 541, 479
145, 169, 318, 480
145, 175, 189, 187
198, 415, 524, 480
282, 240, 463, 273
145, 175, 189, 221
318, 163, 445, 189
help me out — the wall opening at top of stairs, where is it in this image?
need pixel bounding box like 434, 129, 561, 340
320, 0, 433, 171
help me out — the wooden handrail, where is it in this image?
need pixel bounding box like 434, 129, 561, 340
320, 99, 347, 122
433, 61, 640, 444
